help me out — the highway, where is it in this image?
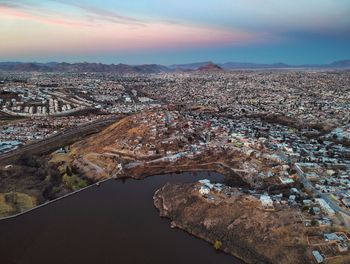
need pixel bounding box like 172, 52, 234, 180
0, 116, 122, 164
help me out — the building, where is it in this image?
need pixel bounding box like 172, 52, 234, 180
324, 233, 341, 242
342, 197, 350, 207
312, 207, 321, 214
303, 199, 312, 206
316, 198, 335, 216
312, 250, 324, 263
198, 179, 214, 196
260, 195, 274, 209
199, 186, 210, 195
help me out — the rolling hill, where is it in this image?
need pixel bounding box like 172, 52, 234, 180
0, 59, 349, 73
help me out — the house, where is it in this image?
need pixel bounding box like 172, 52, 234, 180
199, 186, 210, 195
316, 198, 335, 216
260, 195, 274, 209
305, 172, 319, 181
55, 147, 66, 154
290, 188, 300, 194
279, 177, 295, 184
198, 179, 214, 188
199, 179, 210, 184
312, 250, 324, 263
342, 197, 350, 207
198, 179, 214, 195
303, 199, 312, 206
317, 217, 332, 226
288, 195, 296, 204
338, 242, 348, 252
312, 207, 321, 214
213, 183, 223, 192
324, 233, 342, 242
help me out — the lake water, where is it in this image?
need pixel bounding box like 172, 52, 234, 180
0, 171, 243, 264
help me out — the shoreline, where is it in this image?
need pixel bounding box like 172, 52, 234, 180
168, 220, 248, 264
0, 177, 112, 221
0, 168, 232, 221
153, 182, 313, 264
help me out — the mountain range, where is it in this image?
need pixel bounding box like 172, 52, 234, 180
0, 60, 349, 73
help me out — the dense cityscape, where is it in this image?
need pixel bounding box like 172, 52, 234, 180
1, 0, 350, 263
0, 69, 350, 263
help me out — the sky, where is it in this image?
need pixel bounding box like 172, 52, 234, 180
0, 0, 349, 64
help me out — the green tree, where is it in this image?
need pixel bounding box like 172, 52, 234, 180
214, 240, 222, 250
311, 219, 318, 226
309, 208, 315, 215
66, 166, 72, 176
302, 206, 309, 211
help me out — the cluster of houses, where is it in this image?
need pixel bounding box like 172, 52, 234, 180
311, 232, 350, 263
296, 163, 350, 214
0, 114, 114, 146
0, 141, 22, 154
196, 178, 350, 263
139, 71, 350, 129
0, 85, 92, 117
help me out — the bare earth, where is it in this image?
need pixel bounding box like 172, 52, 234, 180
154, 182, 350, 264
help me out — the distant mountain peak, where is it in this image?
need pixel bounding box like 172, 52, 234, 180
0, 62, 172, 74
0, 59, 349, 73
197, 63, 223, 72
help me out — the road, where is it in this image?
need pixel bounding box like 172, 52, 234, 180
0, 116, 122, 164
298, 170, 350, 217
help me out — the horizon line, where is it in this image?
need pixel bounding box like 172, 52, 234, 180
1, 58, 349, 67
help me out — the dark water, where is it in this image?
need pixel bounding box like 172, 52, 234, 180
0, 171, 242, 264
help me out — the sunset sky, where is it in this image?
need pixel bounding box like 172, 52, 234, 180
1, 0, 349, 64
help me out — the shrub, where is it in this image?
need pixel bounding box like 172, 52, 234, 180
311, 219, 318, 226
214, 240, 222, 250
62, 174, 89, 190
77, 179, 89, 189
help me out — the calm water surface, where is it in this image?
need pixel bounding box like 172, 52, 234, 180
0, 171, 243, 264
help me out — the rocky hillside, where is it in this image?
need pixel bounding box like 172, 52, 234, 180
154, 182, 316, 264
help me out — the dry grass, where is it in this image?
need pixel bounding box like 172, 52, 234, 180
0, 192, 36, 217
0, 194, 13, 217
326, 255, 350, 264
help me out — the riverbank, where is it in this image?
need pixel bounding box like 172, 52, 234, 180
0, 172, 242, 264
0, 177, 111, 221
154, 182, 329, 264
0, 162, 243, 220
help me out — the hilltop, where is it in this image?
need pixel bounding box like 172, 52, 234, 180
59, 109, 279, 186
154, 182, 350, 264
197, 63, 223, 72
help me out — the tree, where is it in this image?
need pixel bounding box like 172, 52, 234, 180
214, 240, 222, 250
66, 166, 72, 176
302, 206, 309, 211
309, 208, 315, 215
18, 153, 39, 167
311, 219, 318, 226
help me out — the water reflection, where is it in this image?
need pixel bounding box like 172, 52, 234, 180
0, 172, 243, 264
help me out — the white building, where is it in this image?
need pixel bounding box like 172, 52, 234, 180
312, 250, 324, 263
316, 198, 335, 216
260, 195, 274, 209
199, 186, 210, 195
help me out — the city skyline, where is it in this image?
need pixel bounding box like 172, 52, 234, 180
1, 0, 350, 64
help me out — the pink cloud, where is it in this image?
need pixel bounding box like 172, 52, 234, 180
0, 6, 278, 57
0, 7, 91, 27
69, 22, 272, 53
